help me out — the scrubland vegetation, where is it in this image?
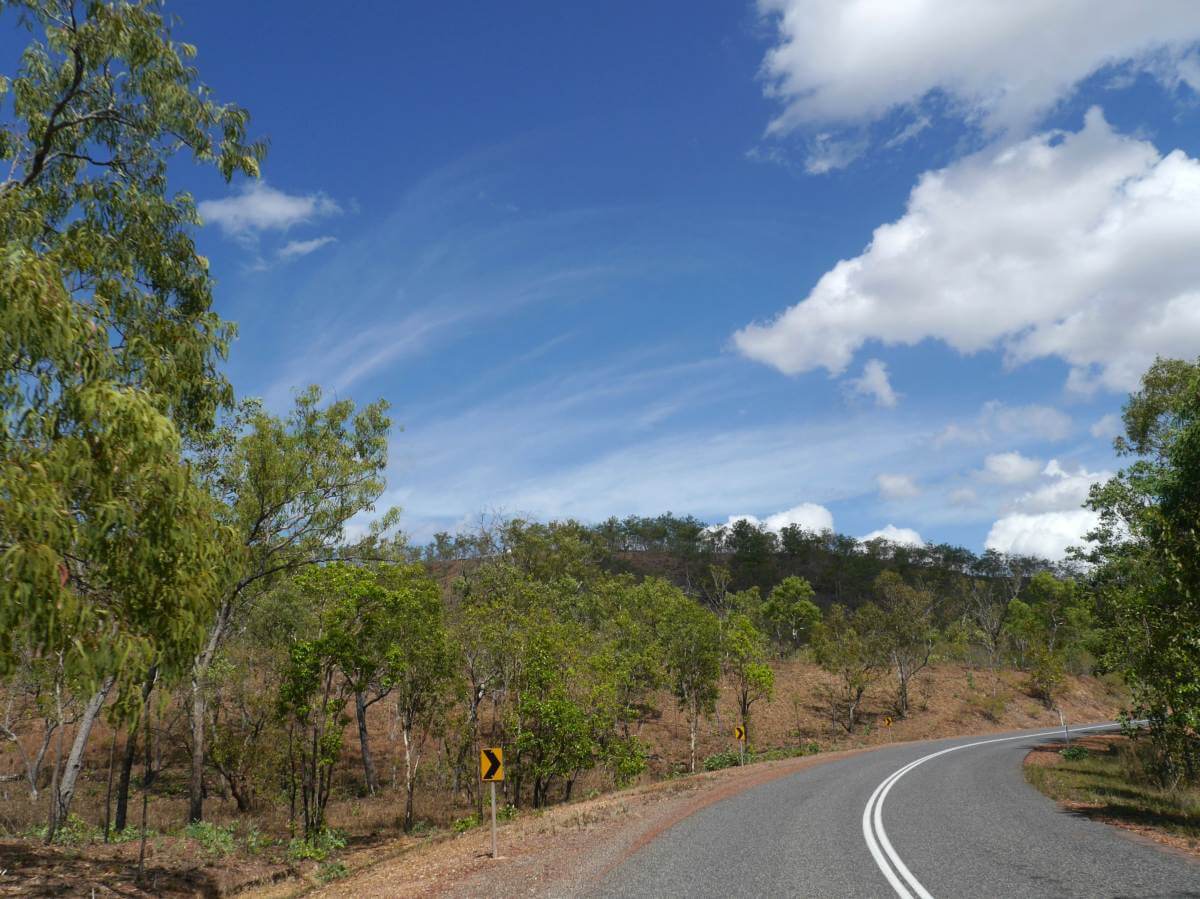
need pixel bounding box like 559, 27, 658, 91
1, 1, 1197, 892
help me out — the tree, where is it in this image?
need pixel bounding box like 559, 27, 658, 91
1084, 357, 1200, 786
812, 604, 884, 733
187, 387, 390, 822
0, 0, 262, 839
660, 594, 721, 772
721, 613, 774, 743
761, 576, 821, 655
379, 564, 458, 832
873, 573, 937, 718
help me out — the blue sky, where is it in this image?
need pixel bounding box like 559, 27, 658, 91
106, 2, 1200, 556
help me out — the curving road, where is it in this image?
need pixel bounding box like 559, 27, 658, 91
590, 726, 1200, 898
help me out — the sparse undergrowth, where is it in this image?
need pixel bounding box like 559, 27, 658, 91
1026, 736, 1200, 853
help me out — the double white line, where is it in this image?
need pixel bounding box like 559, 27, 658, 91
861, 724, 1117, 898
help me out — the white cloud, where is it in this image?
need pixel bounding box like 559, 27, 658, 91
1090, 413, 1123, 440
935, 401, 1073, 447
849, 358, 898, 407
199, 182, 341, 237
984, 458, 1111, 559
982, 452, 1042, 484
876, 473, 919, 500
948, 487, 978, 507
279, 236, 337, 260
985, 510, 1098, 560
1012, 459, 1112, 514
757, 0, 1200, 140
735, 111, 1200, 394
859, 524, 924, 547
720, 502, 835, 535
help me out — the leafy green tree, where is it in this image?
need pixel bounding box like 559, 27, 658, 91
0, 0, 261, 839
721, 613, 774, 743
188, 387, 390, 822
1085, 357, 1200, 785
812, 604, 884, 733
660, 594, 722, 772
377, 564, 458, 832
873, 573, 938, 718
761, 576, 821, 655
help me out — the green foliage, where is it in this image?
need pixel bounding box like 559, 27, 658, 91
317, 861, 349, 883
0, 0, 262, 688
761, 576, 821, 655
1060, 745, 1089, 761
1084, 357, 1200, 784
185, 821, 236, 856
722, 612, 774, 741
703, 750, 742, 771
451, 813, 481, 834
812, 603, 885, 732
287, 828, 346, 861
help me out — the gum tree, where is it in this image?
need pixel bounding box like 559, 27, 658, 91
0, 0, 262, 838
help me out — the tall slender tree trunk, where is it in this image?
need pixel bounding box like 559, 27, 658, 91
116, 667, 157, 831
47, 675, 115, 842
688, 696, 699, 773
115, 728, 137, 832
401, 723, 417, 832
190, 603, 230, 823
355, 691, 379, 794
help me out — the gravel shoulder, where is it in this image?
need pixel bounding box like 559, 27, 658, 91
254, 747, 869, 899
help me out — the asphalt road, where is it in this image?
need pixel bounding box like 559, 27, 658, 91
590, 726, 1200, 898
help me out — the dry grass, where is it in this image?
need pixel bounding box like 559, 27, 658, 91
0, 661, 1127, 896
1025, 734, 1200, 858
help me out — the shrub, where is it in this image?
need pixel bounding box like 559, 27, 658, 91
967, 692, 1007, 722
1059, 745, 1089, 762
451, 813, 480, 834
287, 828, 346, 861
317, 861, 348, 882
703, 750, 743, 771
186, 821, 236, 856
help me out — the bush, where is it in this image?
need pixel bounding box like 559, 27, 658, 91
1059, 745, 1089, 761
451, 813, 481, 834
186, 821, 236, 856
703, 750, 743, 771
497, 804, 518, 822
317, 861, 348, 882
287, 828, 346, 861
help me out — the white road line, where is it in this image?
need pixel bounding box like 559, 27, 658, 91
862, 723, 1118, 898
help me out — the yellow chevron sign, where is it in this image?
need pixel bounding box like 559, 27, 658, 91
480, 747, 504, 782
733, 725, 746, 742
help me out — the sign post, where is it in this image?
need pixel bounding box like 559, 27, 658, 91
1058, 709, 1070, 747
480, 747, 504, 858
733, 725, 746, 765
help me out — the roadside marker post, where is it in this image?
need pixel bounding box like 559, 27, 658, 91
733, 725, 746, 765
480, 748, 504, 858
1058, 709, 1070, 746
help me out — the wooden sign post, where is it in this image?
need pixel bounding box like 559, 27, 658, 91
480, 748, 504, 858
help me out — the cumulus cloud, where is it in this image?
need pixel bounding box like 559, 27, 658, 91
757, 0, 1200, 141
859, 524, 924, 547
876, 473, 919, 501
279, 236, 338, 260
981, 452, 1042, 484
849, 358, 898, 407
734, 111, 1200, 394
719, 502, 834, 534
199, 182, 341, 238
935, 401, 1073, 447
984, 459, 1111, 559
985, 511, 1097, 560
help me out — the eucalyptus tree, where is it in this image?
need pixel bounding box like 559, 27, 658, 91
0, 0, 262, 838
1084, 357, 1200, 785
660, 592, 722, 772
187, 387, 391, 822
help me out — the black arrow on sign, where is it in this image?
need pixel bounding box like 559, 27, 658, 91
482, 749, 502, 780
